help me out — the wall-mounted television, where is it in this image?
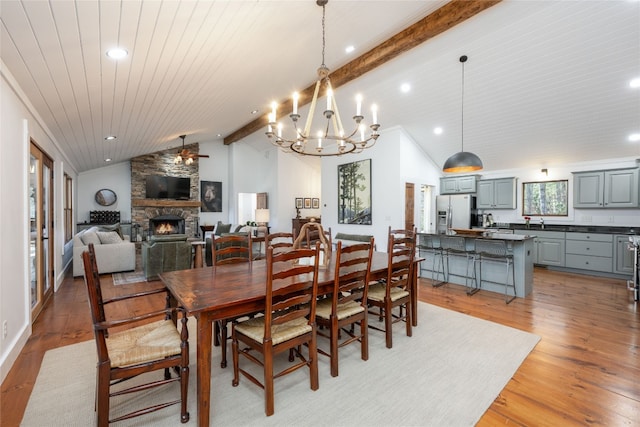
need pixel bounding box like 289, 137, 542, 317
145, 175, 191, 200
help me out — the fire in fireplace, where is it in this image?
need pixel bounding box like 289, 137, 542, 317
149, 215, 186, 236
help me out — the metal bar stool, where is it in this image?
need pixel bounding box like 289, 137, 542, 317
417, 234, 445, 286
474, 239, 516, 304
440, 235, 479, 295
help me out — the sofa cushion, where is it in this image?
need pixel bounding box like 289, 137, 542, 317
97, 231, 123, 244
81, 231, 101, 246
334, 233, 373, 242
98, 222, 124, 239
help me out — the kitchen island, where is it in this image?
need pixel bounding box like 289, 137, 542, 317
418, 231, 535, 298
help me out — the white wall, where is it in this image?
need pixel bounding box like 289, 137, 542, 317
77, 162, 131, 223
321, 126, 441, 250
1, 64, 78, 383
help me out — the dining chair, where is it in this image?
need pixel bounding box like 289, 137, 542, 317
81, 243, 189, 426
265, 231, 294, 254
316, 238, 374, 377
211, 233, 253, 368
306, 226, 332, 249
367, 230, 416, 348
231, 244, 321, 416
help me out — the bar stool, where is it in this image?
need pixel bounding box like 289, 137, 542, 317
474, 239, 516, 304
440, 235, 479, 295
417, 234, 445, 286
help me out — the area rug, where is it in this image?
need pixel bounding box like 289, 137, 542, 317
21, 303, 540, 426
112, 270, 146, 285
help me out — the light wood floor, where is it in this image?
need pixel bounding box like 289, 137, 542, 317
1, 267, 638, 426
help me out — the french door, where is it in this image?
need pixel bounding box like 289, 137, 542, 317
29, 141, 54, 320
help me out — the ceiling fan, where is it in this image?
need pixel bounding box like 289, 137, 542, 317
174, 134, 209, 165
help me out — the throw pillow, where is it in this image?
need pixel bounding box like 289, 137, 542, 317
81, 231, 101, 246
98, 223, 123, 239
215, 222, 232, 236
96, 231, 123, 244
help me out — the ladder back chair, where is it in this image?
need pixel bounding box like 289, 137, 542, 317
231, 244, 321, 416
265, 231, 294, 255
211, 233, 253, 368
368, 230, 416, 348
316, 238, 374, 377
82, 243, 189, 426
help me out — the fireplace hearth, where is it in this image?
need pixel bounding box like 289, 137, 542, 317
149, 214, 186, 236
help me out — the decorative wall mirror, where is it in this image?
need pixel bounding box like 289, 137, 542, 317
95, 189, 117, 206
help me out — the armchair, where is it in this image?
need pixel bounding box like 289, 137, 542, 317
142, 234, 192, 280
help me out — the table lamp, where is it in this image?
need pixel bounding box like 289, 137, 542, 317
255, 208, 270, 226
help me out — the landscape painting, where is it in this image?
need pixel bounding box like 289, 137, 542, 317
338, 159, 372, 225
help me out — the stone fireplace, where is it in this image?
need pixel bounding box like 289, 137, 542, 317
130, 144, 201, 239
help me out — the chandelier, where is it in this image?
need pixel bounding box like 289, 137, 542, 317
265, 0, 380, 156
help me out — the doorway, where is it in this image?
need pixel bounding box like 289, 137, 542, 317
29, 141, 54, 320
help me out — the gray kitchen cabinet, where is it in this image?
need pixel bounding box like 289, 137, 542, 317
565, 232, 612, 273
440, 175, 479, 194
614, 235, 635, 275
477, 178, 517, 209
516, 230, 565, 266
573, 168, 639, 208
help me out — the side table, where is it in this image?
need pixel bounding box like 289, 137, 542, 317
190, 240, 206, 268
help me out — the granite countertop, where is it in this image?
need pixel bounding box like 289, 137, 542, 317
418, 230, 534, 241
482, 224, 639, 235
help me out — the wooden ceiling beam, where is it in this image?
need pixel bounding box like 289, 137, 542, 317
224, 0, 501, 145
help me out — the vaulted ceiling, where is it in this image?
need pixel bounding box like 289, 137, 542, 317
1, 0, 638, 173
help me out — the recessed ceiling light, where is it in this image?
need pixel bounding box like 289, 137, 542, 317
630, 77, 640, 88
434, 127, 443, 135
345, 45, 355, 54
400, 83, 411, 93
104, 135, 116, 140
251, 109, 258, 115
629, 133, 640, 142
104, 158, 112, 162
106, 48, 128, 59
217, 134, 222, 137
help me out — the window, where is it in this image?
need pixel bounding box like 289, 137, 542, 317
522, 180, 568, 216
64, 173, 73, 243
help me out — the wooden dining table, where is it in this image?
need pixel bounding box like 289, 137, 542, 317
159, 251, 420, 427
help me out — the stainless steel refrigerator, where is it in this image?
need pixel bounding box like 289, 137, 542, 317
436, 194, 478, 233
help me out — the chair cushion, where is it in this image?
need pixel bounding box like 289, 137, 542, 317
367, 282, 409, 302
235, 316, 311, 345
96, 231, 123, 244
106, 320, 182, 368
316, 298, 364, 320
81, 231, 102, 246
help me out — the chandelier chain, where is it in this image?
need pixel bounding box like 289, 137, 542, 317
321, 3, 326, 68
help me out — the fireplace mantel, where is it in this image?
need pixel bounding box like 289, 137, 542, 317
132, 199, 201, 208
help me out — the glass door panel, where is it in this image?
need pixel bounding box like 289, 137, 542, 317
29, 142, 54, 319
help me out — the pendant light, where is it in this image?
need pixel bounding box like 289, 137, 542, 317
443, 55, 483, 173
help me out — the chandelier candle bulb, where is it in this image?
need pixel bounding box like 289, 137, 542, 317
293, 92, 299, 115
356, 94, 363, 116
271, 102, 277, 123
326, 89, 333, 111
371, 104, 378, 125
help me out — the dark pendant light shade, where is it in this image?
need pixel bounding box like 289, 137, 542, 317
443, 55, 483, 173
443, 151, 483, 173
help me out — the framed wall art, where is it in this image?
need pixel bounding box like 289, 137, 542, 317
201, 181, 222, 212
312, 198, 320, 209
338, 158, 372, 225
304, 198, 312, 209
295, 198, 304, 209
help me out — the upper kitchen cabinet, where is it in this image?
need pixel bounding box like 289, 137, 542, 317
477, 178, 517, 209
440, 175, 479, 194
573, 168, 639, 208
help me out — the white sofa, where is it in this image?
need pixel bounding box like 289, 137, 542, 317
73, 226, 136, 277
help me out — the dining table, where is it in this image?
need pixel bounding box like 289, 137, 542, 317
159, 251, 420, 427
